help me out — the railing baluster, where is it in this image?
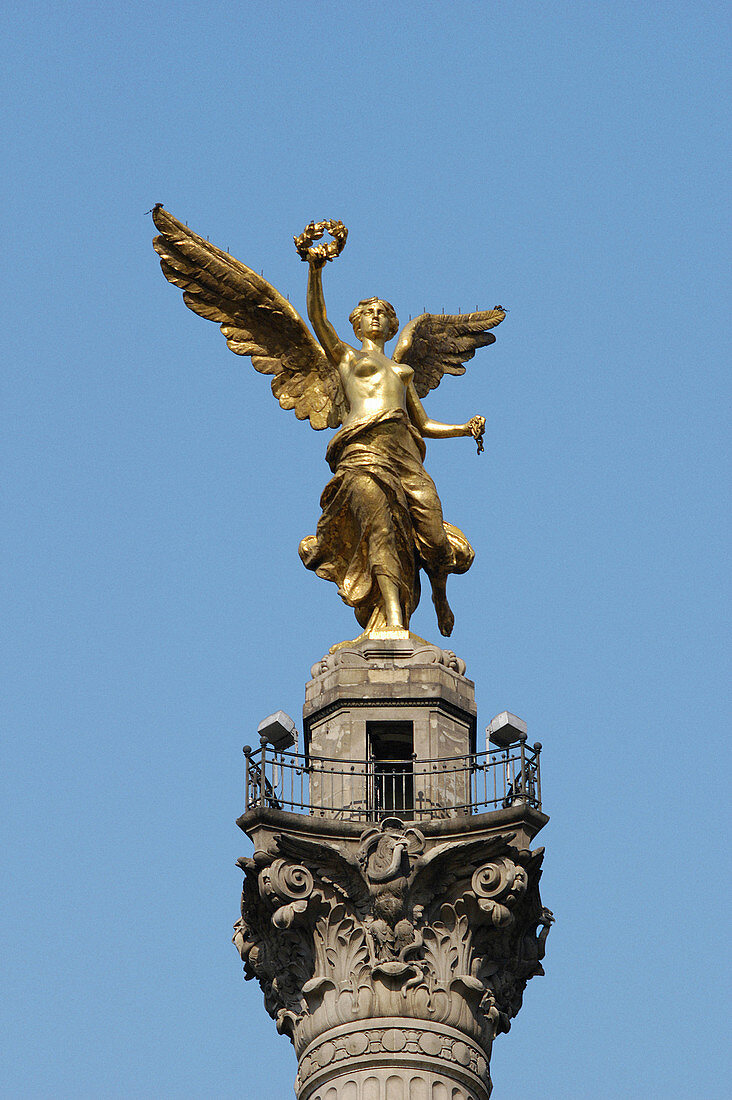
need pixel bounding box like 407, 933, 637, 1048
243, 745, 251, 809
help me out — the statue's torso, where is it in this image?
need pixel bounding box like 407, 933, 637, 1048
339, 348, 414, 426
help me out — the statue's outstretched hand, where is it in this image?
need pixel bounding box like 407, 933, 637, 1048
467, 415, 486, 454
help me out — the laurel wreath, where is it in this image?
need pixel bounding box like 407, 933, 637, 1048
294, 219, 348, 263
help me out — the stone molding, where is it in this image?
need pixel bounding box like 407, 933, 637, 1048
304, 638, 476, 722
312, 641, 468, 679
296, 1019, 492, 1100
310, 642, 464, 677
304, 694, 475, 720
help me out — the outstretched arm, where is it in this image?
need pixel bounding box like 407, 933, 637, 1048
407, 382, 485, 442
307, 261, 348, 366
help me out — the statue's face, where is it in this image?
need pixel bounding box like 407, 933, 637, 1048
359, 301, 391, 340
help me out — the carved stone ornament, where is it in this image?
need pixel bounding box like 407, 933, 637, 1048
234, 818, 552, 1082
312, 641, 467, 679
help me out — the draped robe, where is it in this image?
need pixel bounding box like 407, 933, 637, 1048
299, 409, 474, 631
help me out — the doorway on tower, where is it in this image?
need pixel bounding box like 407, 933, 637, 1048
367, 721, 414, 820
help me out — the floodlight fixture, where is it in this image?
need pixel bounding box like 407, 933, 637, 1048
487, 711, 527, 749
257, 710, 298, 751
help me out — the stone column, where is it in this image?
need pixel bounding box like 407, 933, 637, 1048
235, 641, 551, 1097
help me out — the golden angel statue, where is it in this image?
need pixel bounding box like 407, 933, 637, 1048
152, 208, 505, 640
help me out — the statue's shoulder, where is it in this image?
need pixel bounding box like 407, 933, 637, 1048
335, 342, 360, 376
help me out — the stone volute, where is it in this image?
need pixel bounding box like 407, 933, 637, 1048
235, 638, 552, 1098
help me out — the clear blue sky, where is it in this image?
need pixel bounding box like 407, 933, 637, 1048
3, 3, 729, 1097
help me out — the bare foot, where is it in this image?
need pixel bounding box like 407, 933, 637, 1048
436, 602, 454, 637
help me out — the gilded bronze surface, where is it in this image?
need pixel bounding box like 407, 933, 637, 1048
152, 207, 505, 640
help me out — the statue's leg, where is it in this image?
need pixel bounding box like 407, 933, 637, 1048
376, 573, 405, 630
427, 569, 454, 637
399, 466, 455, 636
345, 473, 413, 630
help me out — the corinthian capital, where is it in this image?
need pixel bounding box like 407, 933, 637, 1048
234, 821, 552, 1059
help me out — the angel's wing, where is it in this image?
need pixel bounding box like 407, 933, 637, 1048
409, 833, 515, 904
152, 206, 345, 430
392, 308, 506, 398
274, 833, 371, 910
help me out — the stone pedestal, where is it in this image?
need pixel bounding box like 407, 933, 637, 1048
235, 639, 551, 1098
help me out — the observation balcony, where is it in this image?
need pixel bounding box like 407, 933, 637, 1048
243, 737, 543, 823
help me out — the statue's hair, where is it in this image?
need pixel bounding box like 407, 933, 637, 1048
349, 297, 399, 340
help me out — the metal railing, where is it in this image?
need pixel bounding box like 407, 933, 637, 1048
243, 737, 542, 822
